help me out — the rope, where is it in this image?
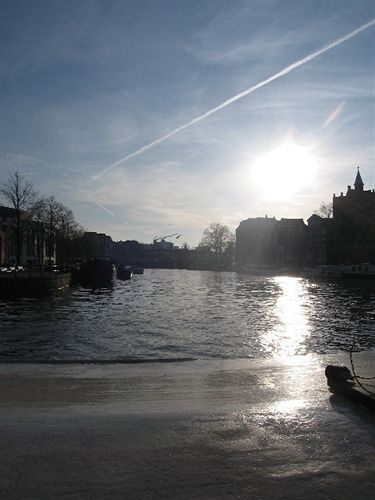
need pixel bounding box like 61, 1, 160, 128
349, 342, 375, 395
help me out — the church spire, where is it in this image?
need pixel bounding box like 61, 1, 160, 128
354, 167, 364, 192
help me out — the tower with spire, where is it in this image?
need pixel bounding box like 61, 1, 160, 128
331, 167, 375, 263
354, 166, 364, 192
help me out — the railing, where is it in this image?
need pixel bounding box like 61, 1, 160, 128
0, 265, 73, 278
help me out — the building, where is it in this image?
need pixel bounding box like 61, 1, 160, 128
305, 169, 375, 266
236, 217, 278, 269
83, 232, 114, 260
0, 206, 16, 264
0, 205, 54, 265
330, 169, 375, 264
306, 214, 333, 267
235, 216, 306, 271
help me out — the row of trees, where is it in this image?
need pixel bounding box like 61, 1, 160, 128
0, 172, 83, 266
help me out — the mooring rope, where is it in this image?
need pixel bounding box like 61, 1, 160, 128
349, 342, 375, 395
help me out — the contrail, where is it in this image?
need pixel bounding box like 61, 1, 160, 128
92, 18, 375, 181
93, 200, 116, 217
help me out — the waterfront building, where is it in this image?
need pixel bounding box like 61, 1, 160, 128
306, 169, 375, 266
330, 169, 375, 264
236, 217, 278, 269
306, 214, 333, 267
0, 205, 54, 266
235, 216, 306, 271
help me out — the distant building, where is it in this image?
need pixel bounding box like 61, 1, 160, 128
235, 216, 306, 271
111, 240, 150, 266
83, 232, 113, 260
306, 214, 333, 267
277, 218, 307, 269
236, 217, 278, 269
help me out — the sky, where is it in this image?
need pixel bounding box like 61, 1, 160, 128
0, 0, 374, 247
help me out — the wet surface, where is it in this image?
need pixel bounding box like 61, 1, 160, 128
0, 354, 374, 499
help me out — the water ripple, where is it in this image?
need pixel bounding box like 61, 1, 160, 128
0, 270, 374, 360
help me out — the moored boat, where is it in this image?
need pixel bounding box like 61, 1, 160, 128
306, 263, 375, 279
340, 263, 375, 279
79, 259, 117, 288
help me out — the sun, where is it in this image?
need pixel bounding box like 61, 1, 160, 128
252, 142, 317, 200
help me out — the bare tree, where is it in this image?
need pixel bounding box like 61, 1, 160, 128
199, 223, 234, 266
0, 172, 37, 265
42, 196, 60, 266
55, 204, 82, 264
31, 196, 83, 265
314, 202, 333, 218
31, 197, 47, 265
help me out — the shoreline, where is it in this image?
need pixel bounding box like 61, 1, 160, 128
1, 353, 374, 498
1, 352, 374, 406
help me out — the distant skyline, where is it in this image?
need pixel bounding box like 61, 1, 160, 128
1, 0, 374, 246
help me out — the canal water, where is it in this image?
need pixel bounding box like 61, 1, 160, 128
0, 269, 374, 361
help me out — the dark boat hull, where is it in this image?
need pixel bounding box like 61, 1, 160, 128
79, 259, 117, 288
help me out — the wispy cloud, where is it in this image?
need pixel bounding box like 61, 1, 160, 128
323, 101, 346, 128
91, 17, 375, 181
187, 0, 311, 66
77, 158, 244, 234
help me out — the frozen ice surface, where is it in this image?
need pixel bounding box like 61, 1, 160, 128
0, 353, 374, 499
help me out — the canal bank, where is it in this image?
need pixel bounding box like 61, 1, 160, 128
0, 270, 71, 296
1, 353, 374, 499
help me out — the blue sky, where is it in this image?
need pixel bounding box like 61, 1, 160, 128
0, 0, 374, 246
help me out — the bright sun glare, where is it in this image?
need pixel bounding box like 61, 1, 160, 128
252, 142, 317, 200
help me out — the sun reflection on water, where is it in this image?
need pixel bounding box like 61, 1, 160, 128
262, 277, 311, 358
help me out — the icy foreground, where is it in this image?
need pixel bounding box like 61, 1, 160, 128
0, 353, 374, 499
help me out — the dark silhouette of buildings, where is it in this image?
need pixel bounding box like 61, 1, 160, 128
4, 169, 369, 272
307, 169, 375, 266
237, 169, 375, 271
330, 169, 375, 264
306, 213, 332, 267
235, 216, 306, 271
83, 232, 114, 260
111, 239, 214, 270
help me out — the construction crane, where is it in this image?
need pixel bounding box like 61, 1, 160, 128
153, 233, 182, 244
